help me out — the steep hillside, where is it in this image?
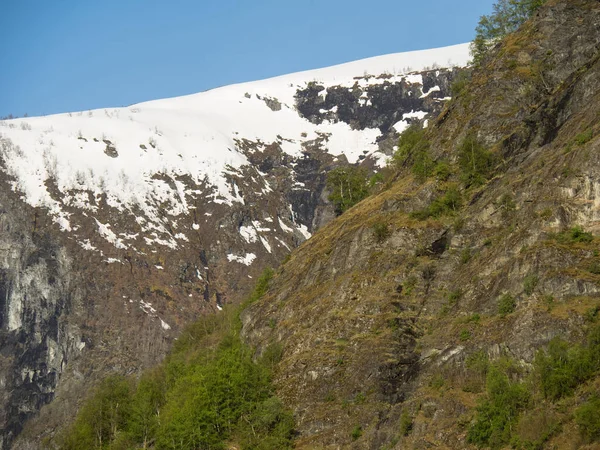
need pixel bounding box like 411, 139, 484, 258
242, 1, 600, 448
0, 46, 470, 448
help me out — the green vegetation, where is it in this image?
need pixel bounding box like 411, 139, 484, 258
575, 396, 600, 442
392, 124, 428, 168
535, 327, 600, 400
460, 248, 472, 265
467, 325, 600, 448
575, 129, 594, 146
523, 274, 538, 296
60, 271, 294, 450
498, 293, 516, 316
467, 363, 530, 449
433, 160, 452, 182
392, 123, 436, 182
372, 221, 391, 243
471, 0, 548, 65
552, 225, 594, 244
351, 425, 363, 441
497, 194, 516, 219
457, 135, 496, 187
450, 69, 473, 97
399, 412, 413, 436
411, 186, 463, 220
326, 165, 370, 214
245, 267, 274, 306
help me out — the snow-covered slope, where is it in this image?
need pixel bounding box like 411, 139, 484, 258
0, 43, 470, 251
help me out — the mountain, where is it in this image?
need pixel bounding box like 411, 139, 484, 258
0, 45, 470, 448
241, 0, 600, 448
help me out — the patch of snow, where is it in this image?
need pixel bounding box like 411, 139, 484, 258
239, 225, 258, 243
192, 223, 200, 230
297, 224, 312, 240
259, 236, 272, 253
421, 85, 441, 98
393, 120, 410, 134
278, 218, 294, 233
95, 219, 127, 249
403, 111, 428, 121
227, 253, 257, 265
79, 239, 97, 251
275, 237, 291, 251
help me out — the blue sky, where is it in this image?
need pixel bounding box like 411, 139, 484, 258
0, 1, 494, 117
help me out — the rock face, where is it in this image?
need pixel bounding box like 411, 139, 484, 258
0, 47, 469, 448
242, 1, 600, 448
0, 177, 83, 449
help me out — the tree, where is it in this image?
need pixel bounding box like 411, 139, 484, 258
457, 135, 496, 187
471, 0, 547, 65
326, 166, 370, 214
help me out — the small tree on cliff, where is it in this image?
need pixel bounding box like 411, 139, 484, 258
471, 0, 547, 65
326, 166, 370, 215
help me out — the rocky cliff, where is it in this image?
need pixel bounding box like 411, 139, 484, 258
242, 1, 600, 448
0, 46, 469, 448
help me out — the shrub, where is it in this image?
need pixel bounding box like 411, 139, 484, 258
575, 396, 600, 442
498, 293, 516, 316
457, 135, 496, 187
513, 407, 560, 449
460, 329, 472, 341
326, 165, 370, 214
433, 161, 452, 182
393, 124, 428, 168
422, 186, 463, 220
351, 425, 363, 441
393, 124, 434, 182
534, 328, 600, 401
460, 248, 472, 264
246, 267, 274, 305
523, 274, 539, 296
569, 226, 594, 243
498, 193, 516, 219
575, 129, 594, 146
412, 187, 463, 220
399, 412, 413, 436
467, 364, 530, 448
463, 350, 489, 393
553, 225, 594, 244
372, 221, 391, 243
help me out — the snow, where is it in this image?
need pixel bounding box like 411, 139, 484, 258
403, 111, 428, 121
0, 43, 470, 248
259, 236, 272, 253
297, 224, 312, 240
239, 225, 258, 243
278, 218, 294, 233
227, 253, 257, 265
